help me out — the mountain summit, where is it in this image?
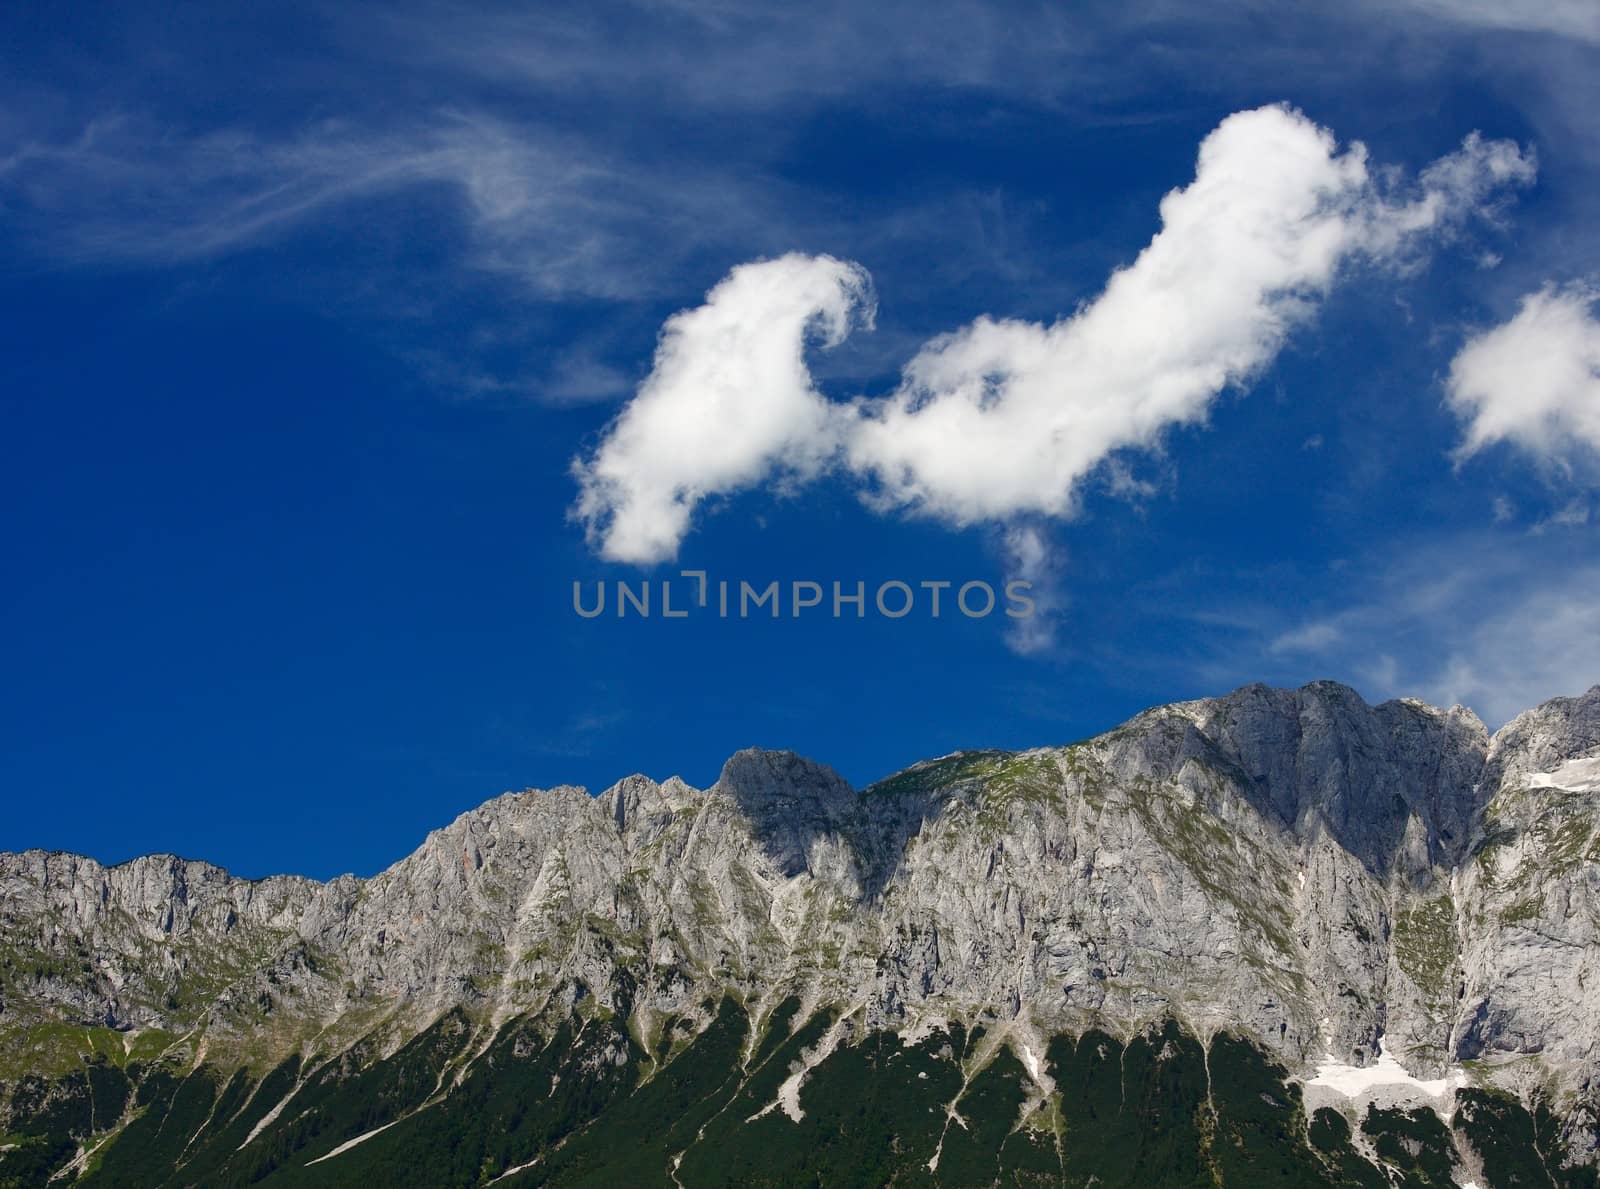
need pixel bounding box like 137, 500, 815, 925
3, 681, 1599, 1185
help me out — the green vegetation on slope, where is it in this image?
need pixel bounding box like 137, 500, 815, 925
6, 1001, 1600, 1187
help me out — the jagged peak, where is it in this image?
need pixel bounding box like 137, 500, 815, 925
1384, 694, 1487, 727
1491, 683, 1600, 742
1295, 677, 1370, 702
1118, 680, 1372, 736
1131, 679, 1494, 743
421, 783, 593, 838
1482, 684, 1600, 795
2, 679, 1590, 892
5, 676, 1600, 1180
0, 847, 324, 891
596, 771, 700, 836
715, 747, 856, 804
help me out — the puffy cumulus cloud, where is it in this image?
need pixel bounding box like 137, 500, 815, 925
847, 106, 1533, 524
573, 105, 1534, 562
1447, 284, 1600, 469
572, 253, 873, 563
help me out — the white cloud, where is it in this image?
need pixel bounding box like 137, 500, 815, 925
1233, 536, 1600, 727
1000, 524, 1063, 656
848, 110, 1530, 525
0, 114, 766, 302
364, 1, 1197, 115
571, 253, 873, 563
1447, 283, 1600, 468
575, 105, 1534, 560
1531, 498, 1593, 532
1270, 621, 1343, 653
1383, 0, 1600, 43
1415, 576, 1600, 722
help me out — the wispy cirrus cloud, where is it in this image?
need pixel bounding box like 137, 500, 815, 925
0, 0, 1588, 435
0, 95, 1076, 407
367, 0, 1600, 118
1380, 0, 1600, 43
0, 112, 769, 301
1263, 535, 1600, 727
358, 0, 1143, 112
998, 523, 1063, 655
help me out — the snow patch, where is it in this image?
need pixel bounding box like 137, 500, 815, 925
1005, 1021, 1055, 1094
1527, 756, 1600, 793
1303, 1040, 1465, 1119
1015, 1041, 1041, 1083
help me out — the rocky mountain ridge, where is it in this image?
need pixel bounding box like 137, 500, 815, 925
3, 679, 1599, 1185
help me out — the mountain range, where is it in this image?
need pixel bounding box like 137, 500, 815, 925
3, 680, 1599, 1186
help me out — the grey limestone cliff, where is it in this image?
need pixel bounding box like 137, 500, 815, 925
3, 680, 1599, 1171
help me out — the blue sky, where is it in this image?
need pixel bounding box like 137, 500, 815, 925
4, 2, 1599, 879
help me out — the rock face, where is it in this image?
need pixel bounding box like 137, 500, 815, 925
3, 680, 1599, 1183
